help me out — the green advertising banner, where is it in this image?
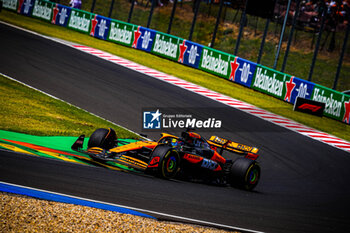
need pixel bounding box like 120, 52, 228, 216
3, 0, 18, 11
251, 65, 290, 100
107, 19, 136, 47
151, 32, 181, 62
67, 8, 92, 34
311, 84, 350, 124
199, 47, 232, 79
31, 0, 53, 22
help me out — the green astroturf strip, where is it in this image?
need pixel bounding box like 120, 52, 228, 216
0, 130, 139, 171
0, 130, 137, 152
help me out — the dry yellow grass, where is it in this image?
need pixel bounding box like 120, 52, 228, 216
0, 192, 237, 233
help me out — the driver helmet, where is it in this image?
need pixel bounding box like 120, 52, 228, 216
171, 138, 178, 147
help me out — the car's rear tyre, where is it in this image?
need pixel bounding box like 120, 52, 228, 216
229, 157, 260, 191
149, 145, 180, 179
88, 128, 117, 150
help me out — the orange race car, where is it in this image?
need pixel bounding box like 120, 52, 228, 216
72, 128, 261, 191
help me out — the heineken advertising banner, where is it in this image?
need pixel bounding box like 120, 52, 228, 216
150, 33, 203, 68
229, 57, 257, 88
67, 8, 92, 34
3, 0, 18, 11
284, 76, 315, 104
199, 47, 231, 79
132, 26, 156, 52
107, 19, 136, 47
311, 84, 350, 124
51, 3, 71, 27
177, 40, 203, 69
31, 0, 53, 22
251, 65, 289, 100
17, 0, 34, 16
90, 14, 111, 40
151, 32, 180, 62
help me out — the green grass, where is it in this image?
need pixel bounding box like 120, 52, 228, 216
0, 75, 138, 138
0, 10, 349, 141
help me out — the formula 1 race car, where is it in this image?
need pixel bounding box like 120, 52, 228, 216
72, 128, 261, 191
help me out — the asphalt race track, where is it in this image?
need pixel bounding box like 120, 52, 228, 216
1, 22, 350, 233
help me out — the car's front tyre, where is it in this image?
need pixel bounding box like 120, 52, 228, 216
88, 128, 117, 150
147, 145, 180, 179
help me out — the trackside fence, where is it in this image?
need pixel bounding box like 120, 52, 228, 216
3, 0, 350, 125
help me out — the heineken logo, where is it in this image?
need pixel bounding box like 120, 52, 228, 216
153, 34, 178, 59
3, 0, 17, 10
312, 88, 342, 117
253, 67, 284, 97
32, 0, 52, 20
109, 22, 132, 44
69, 11, 90, 32
201, 49, 229, 76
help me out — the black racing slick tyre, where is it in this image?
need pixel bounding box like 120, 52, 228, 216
148, 145, 180, 179
88, 128, 117, 150
229, 157, 260, 191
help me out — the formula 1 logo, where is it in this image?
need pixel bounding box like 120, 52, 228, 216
143, 109, 162, 129
294, 97, 325, 117
298, 103, 322, 112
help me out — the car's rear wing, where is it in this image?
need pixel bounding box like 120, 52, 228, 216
208, 136, 259, 160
